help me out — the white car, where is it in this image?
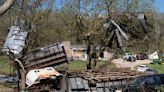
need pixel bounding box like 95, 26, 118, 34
137, 65, 149, 72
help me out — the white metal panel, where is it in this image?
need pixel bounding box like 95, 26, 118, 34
26, 70, 39, 87
26, 67, 61, 87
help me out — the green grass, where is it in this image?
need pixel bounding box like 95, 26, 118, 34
147, 64, 164, 74
0, 56, 14, 74
68, 60, 115, 70
0, 55, 116, 74
68, 60, 87, 70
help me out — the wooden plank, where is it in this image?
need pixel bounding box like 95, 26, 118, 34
26, 53, 66, 66
68, 68, 146, 82
23, 51, 64, 61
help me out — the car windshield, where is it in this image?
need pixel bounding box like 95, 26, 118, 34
130, 77, 146, 86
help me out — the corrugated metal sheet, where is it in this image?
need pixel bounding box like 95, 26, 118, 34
2, 26, 29, 57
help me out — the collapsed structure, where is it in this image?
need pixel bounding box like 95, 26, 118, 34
1, 21, 68, 91
0, 12, 153, 92
103, 13, 150, 48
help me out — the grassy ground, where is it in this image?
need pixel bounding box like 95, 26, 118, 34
68, 60, 115, 70
1, 55, 163, 74
147, 64, 164, 74
0, 55, 115, 74
0, 56, 14, 74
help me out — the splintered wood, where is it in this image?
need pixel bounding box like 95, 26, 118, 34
68, 68, 146, 82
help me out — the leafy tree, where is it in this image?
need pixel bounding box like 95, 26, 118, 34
62, 0, 156, 69
0, 0, 158, 70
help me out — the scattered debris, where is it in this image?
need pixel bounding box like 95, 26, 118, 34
1, 21, 69, 91
0, 75, 18, 83
67, 68, 147, 92
68, 68, 146, 83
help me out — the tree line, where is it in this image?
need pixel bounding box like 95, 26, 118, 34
0, 0, 163, 54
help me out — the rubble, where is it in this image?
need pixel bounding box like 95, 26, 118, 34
68, 68, 146, 83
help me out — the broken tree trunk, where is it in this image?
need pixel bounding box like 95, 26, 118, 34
87, 42, 94, 69
86, 33, 96, 70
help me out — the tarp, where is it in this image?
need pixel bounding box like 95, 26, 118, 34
149, 51, 159, 60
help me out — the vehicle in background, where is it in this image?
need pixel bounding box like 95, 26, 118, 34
137, 65, 149, 72
136, 53, 148, 60
123, 53, 136, 62
123, 74, 164, 92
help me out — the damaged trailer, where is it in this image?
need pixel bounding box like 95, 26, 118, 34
22, 43, 69, 91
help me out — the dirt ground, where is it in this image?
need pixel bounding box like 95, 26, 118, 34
112, 58, 151, 70
0, 84, 16, 92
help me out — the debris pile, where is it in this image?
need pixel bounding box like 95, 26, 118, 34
68, 68, 146, 83
1, 22, 69, 91
22, 43, 68, 70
